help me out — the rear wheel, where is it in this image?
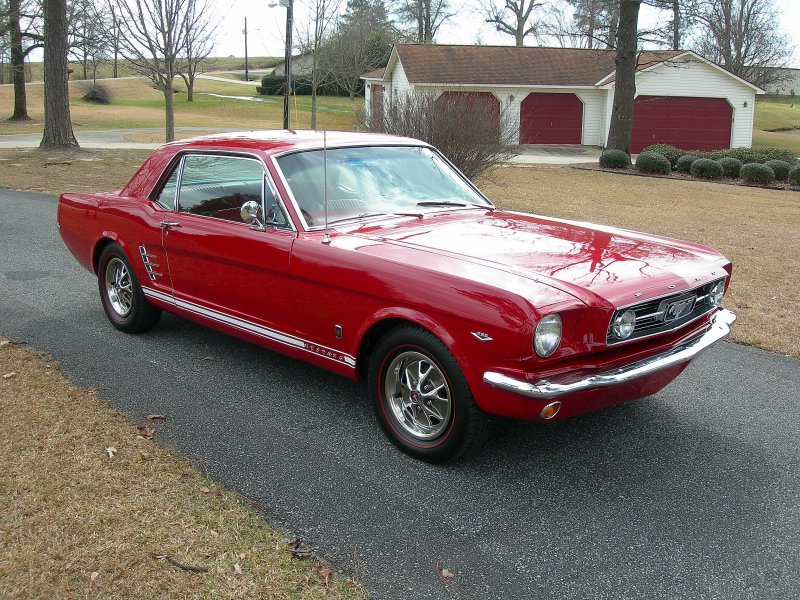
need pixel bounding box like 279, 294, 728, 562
97, 244, 161, 333
369, 325, 489, 462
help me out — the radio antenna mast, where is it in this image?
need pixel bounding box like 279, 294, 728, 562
322, 129, 331, 244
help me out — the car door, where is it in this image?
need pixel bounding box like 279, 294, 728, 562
159, 153, 297, 334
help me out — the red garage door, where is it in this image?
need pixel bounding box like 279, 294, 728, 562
520, 93, 583, 144
631, 96, 732, 153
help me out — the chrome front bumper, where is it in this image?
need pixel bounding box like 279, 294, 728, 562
483, 309, 736, 400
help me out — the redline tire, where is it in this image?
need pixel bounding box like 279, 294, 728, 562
97, 244, 161, 334
369, 325, 489, 462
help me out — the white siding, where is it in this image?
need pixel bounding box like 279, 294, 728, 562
391, 59, 413, 103
631, 56, 756, 148
364, 83, 372, 119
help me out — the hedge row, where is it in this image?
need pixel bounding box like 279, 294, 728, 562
599, 149, 800, 187
255, 74, 358, 97
641, 143, 798, 166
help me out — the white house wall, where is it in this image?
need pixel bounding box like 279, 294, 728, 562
390, 60, 413, 102
605, 56, 756, 148
408, 86, 606, 145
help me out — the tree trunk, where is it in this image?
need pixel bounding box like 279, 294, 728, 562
8, 0, 30, 121
40, 0, 79, 148
672, 0, 680, 50
606, 0, 641, 153
416, 0, 423, 42
164, 81, 175, 142
180, 73, 194, 101
311, 85, 317, 129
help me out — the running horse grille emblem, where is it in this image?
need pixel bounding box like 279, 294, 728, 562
660, 296, 696, 323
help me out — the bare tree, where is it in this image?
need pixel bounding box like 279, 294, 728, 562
322, 0, 393, 100
109, 4, 120, 77
40, 0, 78, 148
68, 0, 112, 81
561, 0, 620, 48
691, 0, 793, 89
109, 0, 193, 142
369, 90, 514, 179
176, 0, 216, 101
606, 0, 641, 153
394, 0, 453, 43
638, 0, 697, 49
5, 0, 43, 121
482, 1, 546, 46
296, 0, 341, 128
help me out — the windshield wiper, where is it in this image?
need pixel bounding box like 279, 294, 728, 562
327, 212, 423, 225
416, 200, 467, 207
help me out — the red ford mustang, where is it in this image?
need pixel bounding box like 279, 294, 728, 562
58, 131, 736, 462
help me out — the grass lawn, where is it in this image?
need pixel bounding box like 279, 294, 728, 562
752, 96, 800, 153
0, 76, 361, 136
0, 337, 364, 599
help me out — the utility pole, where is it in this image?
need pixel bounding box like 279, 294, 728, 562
283, 0, 293, 129
243, 17, 249, 81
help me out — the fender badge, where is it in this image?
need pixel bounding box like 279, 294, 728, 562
471, 332, 493, 342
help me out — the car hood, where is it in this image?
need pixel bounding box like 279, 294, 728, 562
346, 210, 728, 308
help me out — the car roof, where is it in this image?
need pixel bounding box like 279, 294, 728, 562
163, 130, 428, 154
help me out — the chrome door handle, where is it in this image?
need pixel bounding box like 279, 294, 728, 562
160, 220, 181, 229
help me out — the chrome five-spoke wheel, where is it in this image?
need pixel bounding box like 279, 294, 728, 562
97, 243, 161, 333
104, 257, 133, 318
384, 350, 452, 440
369, 325, 490, 463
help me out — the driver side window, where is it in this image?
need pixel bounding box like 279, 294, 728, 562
176, 155, 264, 223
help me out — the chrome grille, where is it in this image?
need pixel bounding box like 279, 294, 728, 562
606, 279, 726, 345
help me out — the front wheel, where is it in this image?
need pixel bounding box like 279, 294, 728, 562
369, 325, 489, 463
97, 243, 161, 333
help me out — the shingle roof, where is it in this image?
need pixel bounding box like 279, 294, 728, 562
391, 44, 684, 87
362, 68, 385, 79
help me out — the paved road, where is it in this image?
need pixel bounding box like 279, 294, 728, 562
1, 189, 798, 599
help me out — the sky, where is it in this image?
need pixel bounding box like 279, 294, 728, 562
216, 0, 800, 68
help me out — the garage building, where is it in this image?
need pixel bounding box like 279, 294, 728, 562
363, 45, 762, 152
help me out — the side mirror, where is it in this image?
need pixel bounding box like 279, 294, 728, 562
240, 200, 265, 231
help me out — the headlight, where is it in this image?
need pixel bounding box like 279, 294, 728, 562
612, 309, 636, 339
534, 314, 562, 357
708, 280, 725, 306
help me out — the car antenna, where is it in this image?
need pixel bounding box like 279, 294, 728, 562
322, 129, 331, 244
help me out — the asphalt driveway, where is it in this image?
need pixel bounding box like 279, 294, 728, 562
1, 189, 798, 599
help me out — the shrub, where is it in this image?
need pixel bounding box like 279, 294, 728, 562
764, 160, 792, 181
708, 147, 798, 164
641, 144, 682, 166
717, 157, 743, 178
368, 91, 514, 179
81, 83, 111, 104
675, 154, 698, 173
690, 158, 724, 179
788, 166, 800, 186
635, 151, 671, 174
739, 162, 776, 185
599, 149, 631, 169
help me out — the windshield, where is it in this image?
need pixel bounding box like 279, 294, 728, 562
275, 145, 492, 228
